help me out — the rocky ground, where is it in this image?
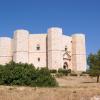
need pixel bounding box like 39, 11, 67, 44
0, 76, 100, 100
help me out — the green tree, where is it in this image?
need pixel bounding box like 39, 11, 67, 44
88, 50, 100, 83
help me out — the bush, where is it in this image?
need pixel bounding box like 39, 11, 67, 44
67, 69, 71, 73
58, 68, 68, 76
56, 73, 63, 78
49, 69, 57, 73
0, 61, 58, 87
80, 71, 89, 76
69, 70, 78, 76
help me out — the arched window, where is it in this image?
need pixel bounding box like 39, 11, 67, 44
63, 62, 68, 69
71, 41, 72, 43
65, 45, 67, 51
38, 57, 40, 62
36, 44, 40, 50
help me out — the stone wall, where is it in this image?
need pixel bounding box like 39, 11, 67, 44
0, 27, 87, 71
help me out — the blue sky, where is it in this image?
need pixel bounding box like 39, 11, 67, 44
0, 0, 100, 55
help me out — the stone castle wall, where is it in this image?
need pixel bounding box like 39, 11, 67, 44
0, 37, 12, 65
0, 27, 87, 71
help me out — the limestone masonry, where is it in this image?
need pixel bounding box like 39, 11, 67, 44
0, 27, 87, 71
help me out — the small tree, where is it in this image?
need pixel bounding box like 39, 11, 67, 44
88, 50, 100, 83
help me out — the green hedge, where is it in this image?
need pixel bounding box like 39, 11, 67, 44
0, 61, 58, 87
58, 68, 69, 76
49, 69, 57, 73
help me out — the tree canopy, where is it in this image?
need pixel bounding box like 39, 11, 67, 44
88, 50, 100, 82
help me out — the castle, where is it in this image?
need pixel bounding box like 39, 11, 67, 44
0, 27, 87, 71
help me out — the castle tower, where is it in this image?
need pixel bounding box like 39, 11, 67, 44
0, 37, 12, 65
13, 30, 29, 63
72, 34, 87, 71
47, 27, 63, 69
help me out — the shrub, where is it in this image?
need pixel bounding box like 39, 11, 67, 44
58, 68, 68, 76
0, 61, 58, 87
80, 71, 89, 76
56, 73, 63, 78
81, 71, 87, 74
49, 69, 57, 73
69, 70, 78, 76
67, 69, 71, 73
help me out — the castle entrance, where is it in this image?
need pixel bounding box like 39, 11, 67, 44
63, 62, 68, 69
63, 50, 71, 69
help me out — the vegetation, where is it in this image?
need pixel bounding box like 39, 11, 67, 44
58, 68, 71, 76
49, 68, 71, 78
69, 71, 78, 76
88, 50, 100, 83
80, 71, 88, 76
56, 73, 64, 78
0, 61, 58, 87
49, 69, 57, 73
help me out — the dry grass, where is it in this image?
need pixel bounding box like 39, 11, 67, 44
0, 76, 100, 100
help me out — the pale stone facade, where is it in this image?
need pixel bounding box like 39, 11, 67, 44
0, 27, 87, 71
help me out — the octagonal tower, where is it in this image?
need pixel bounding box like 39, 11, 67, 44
47, 27, 63, 69
13, 30, 29, 63
72, 34, 87, 71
